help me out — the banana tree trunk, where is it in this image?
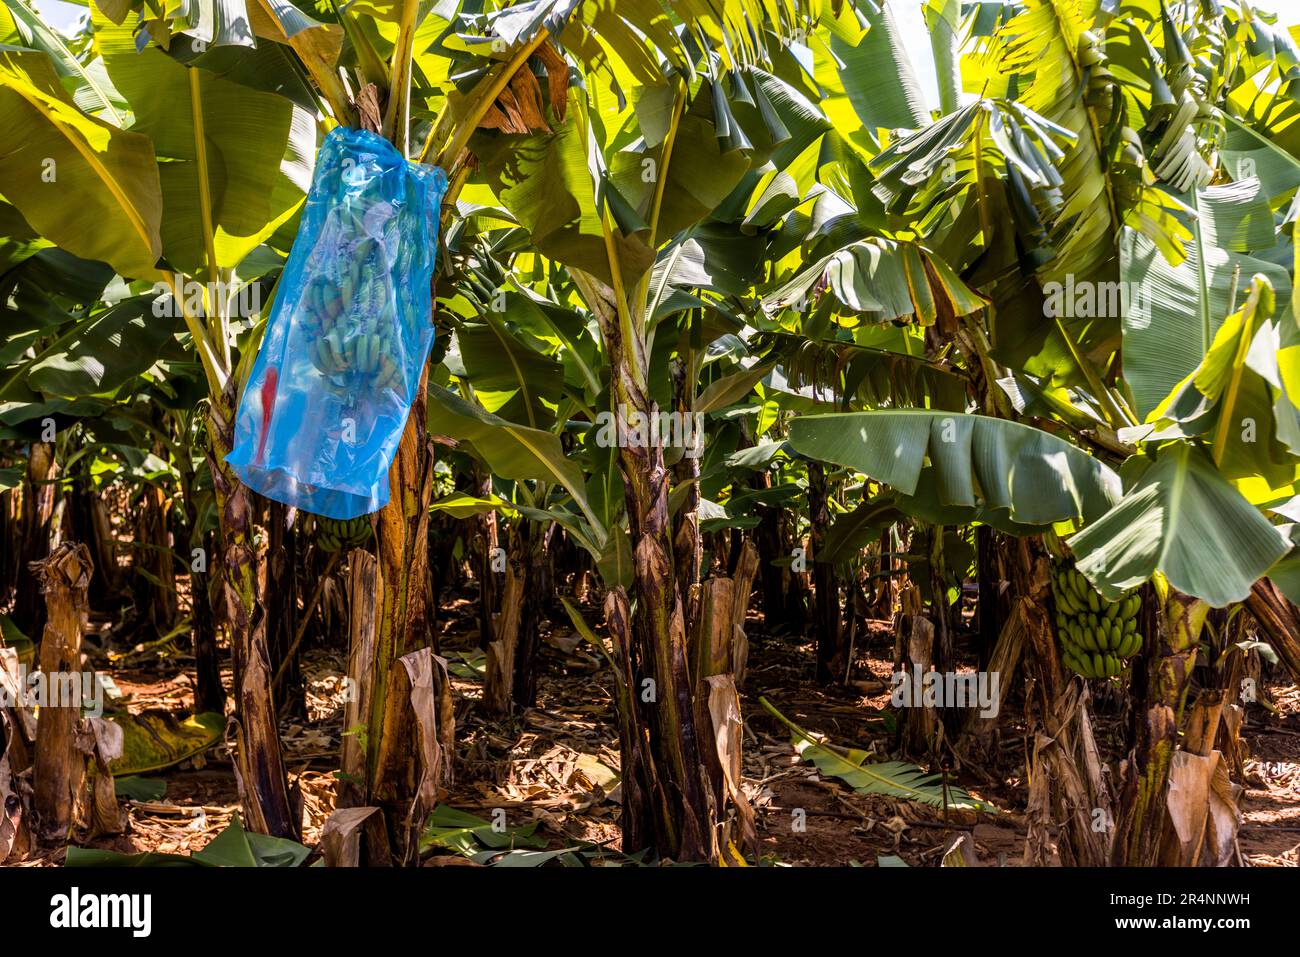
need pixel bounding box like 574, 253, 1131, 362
807, 461, 843, 684
752, 476, 789, 631
1245, 579, 1300, 683
927, 526, 959, 734
334, 90, 448, 853
1112, 590, 1209, 866
265, 502, 305, 720
474, 467, 499, 652
177, 437, 226, 714
872, 528, 895, 618
580, 274, 715, 861
373, 362, 437, 665
671, 359, 701, 592
63, 480, 117, 609
975, 525, 1001, 669
190, 528, 226, 715
31, 543, 92, 843
512, 523, 548, 708
132, 466, 176, 634
1009, 535, 1112, 866
0, 465, 16, 606
207, 396, 297, 840
15, 441, 59, 640
895, 584, 939, 760
483, 530, 526, 714
483, 520, 548, 713
341, 363, 446, 860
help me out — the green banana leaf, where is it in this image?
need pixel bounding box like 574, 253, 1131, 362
695, 362, 772, 415
787, 409, 1121, 526
0, 0, 124, 122
764, 238, 987, 326
1069, 443, 1291, 607
426, 385, 604, 539
609, 109, 752, 242
760, 697, 994, 812
753, 329, 969, 411
454, 312, 565, 430
1120, 180, 1293, 419
66, 815, 312, 867
816, 0, 930, 137
924, 0, 962, 117
115, 776, 167, 801
420, 805, 547, 856
94, 9, 312, 276
474, 88, 653, 291
26, 295, 179, 398
428, 491, 516, 519
0, 613, 34, 666
0, 49, 163, 279
818, 497, 902, 564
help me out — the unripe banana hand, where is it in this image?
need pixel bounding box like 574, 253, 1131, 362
299, 213, 402, 397
317, 515, 373, 552
1052, 564, 1144, 679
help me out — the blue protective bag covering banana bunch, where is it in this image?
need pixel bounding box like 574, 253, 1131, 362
1053, 563, 1144, 679
227, 127, 448, 519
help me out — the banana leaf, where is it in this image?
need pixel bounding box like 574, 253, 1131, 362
787, 409, 1121, 526
108, 711, 226, 777
1069, 443, 1291, 606
66, 815, 312, 867
759, 697, 995, 813
0, 614, 34, 667
0, 49, 162, 279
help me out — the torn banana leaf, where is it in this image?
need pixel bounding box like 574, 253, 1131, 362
759, 697, 995, 813
108, 711, 226, 776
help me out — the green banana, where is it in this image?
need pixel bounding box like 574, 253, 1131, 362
1052, 561, 1146, 679
318, 516, 373, 551
325, 329, 345, 367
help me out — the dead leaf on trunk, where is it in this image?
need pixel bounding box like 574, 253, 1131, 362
535, 42, 569, 122
0, 708, 27, 862
374, 648, 455, 862
477, 45, 569, 136
319, 805, 391, 867
705, 674, 757, 858
76, 716, 124, 837
1163, 750, 1242, 866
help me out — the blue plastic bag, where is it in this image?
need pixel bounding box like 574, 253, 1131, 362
227, 127, 448, 519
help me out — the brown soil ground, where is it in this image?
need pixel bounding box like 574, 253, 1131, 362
9, 591, 1300, 867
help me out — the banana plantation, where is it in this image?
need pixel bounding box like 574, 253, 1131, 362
2, 0, 1300, 874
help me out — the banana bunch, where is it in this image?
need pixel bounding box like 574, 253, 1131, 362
1052, 564, 1143, 679
316, 515, 373, 552
301, 234, 404, 393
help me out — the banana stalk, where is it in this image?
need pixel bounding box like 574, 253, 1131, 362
1113, 589, 1210, 865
